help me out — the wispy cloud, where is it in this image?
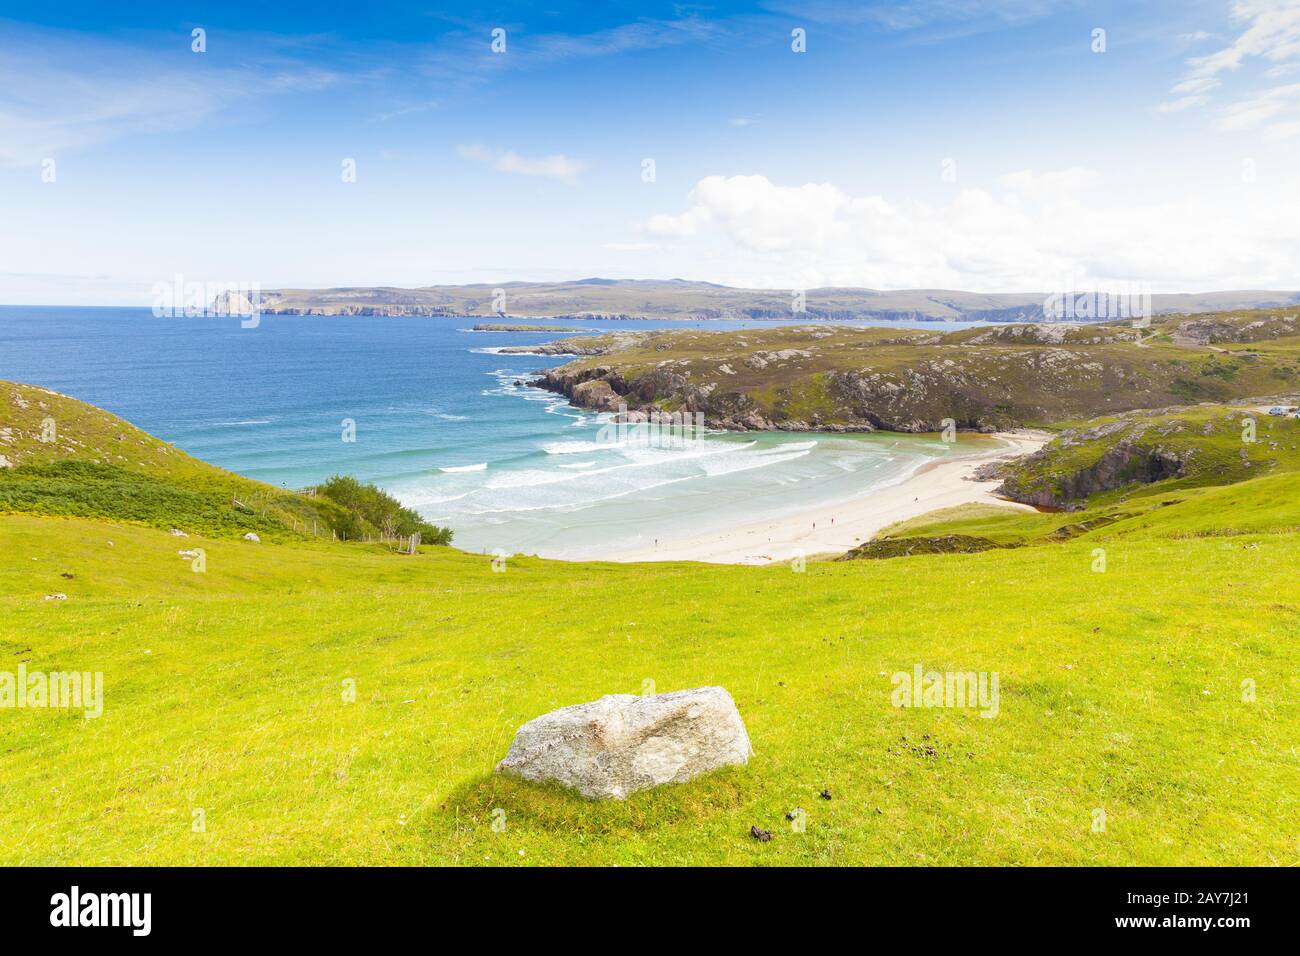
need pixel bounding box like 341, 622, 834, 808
373, 99, 442, 122
1159, 0, 1300, 139
0, 23, 347, 166
1158, 94, 1210, 112
762, 0, 1067, 32
457, 144, 586, 184
403, 13, 738, 103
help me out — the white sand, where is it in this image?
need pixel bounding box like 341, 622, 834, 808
590, 430, 1050, 565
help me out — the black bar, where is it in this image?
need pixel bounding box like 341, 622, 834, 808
0, 867, 1278, 940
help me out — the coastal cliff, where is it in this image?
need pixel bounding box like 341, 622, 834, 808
526, 308, 1300, 434
993, 404, 1299, 508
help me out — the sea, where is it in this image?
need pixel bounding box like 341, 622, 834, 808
0, 306, 992, 558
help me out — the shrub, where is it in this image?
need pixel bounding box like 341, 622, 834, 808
315, 475, 453, 545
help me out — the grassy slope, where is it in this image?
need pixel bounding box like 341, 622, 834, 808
2, 378, 1297, 865
1, 494, 1296, 865
0, 381, 350, 540
0, 381, 452, 544
999, 404, 1300, 504
1, 381, 247, 481
875, 407, 1300, 550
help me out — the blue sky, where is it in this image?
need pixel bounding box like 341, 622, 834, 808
2, 0, 1299, 303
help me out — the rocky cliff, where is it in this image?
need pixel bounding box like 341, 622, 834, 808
526, 312, 1300, 434
994, 404, 1300, 508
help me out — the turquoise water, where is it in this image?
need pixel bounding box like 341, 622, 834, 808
0, 307, 980, 556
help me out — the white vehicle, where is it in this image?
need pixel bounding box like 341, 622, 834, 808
1268, 406, 1287, 416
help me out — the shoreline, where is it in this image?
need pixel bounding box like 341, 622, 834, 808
561, 430, 1050, 565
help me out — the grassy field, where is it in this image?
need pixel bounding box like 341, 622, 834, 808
1, 383, 1297, 866
2, 502, 1296, 865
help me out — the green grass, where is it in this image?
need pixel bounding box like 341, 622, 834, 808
1, 498, 1296, 865
0, 381, 450, 545
2, 384, 1297, 866
998, 404, 1300, 509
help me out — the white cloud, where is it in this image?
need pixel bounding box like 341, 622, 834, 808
1187, 0, 1300, 79
1213, 80, 1300, 128
642, 172, 1300, 291
456, 144, 586, 184
1159, 94, 1211, 112
604, 242, 660, 252
766, 0, 1068, 32
1160, 0, 1300, 131
0, 25, 345, 166
1171, 76, 1221, 94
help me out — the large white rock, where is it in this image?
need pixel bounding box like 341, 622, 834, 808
496, 686, 752, 799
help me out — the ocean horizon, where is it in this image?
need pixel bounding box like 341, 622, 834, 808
0, 305, 986, 556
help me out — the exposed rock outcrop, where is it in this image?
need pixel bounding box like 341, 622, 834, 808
520, 311, 1299, 435
496, 686, 752, 799
998, 439, 1189, 508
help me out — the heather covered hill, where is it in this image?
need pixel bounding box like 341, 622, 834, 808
527, 308, 1300, 432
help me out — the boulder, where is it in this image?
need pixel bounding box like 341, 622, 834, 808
496, 686, 752, 799
243, 532, 260, 543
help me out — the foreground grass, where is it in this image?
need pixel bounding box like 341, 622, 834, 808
1, 512, 1295, 865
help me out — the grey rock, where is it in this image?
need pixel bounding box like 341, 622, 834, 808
496, 686, 752, 799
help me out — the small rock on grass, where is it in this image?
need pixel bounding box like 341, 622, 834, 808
750, 825, 772, 842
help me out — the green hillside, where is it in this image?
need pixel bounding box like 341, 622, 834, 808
0, 381, 450, 545
0, 386, 1296, 865
852, 404, 1300, 557
531, 308, 1300, 431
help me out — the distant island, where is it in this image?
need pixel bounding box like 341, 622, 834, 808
211, 279, 1300, 324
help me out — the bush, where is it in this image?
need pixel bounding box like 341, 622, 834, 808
315, 475, 453, 545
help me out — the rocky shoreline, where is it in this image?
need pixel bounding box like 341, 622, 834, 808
520, 310, 1300, 439
529, 361, 1011, 434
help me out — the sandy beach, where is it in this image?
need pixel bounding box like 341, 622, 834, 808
590, 430, 1050, 565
